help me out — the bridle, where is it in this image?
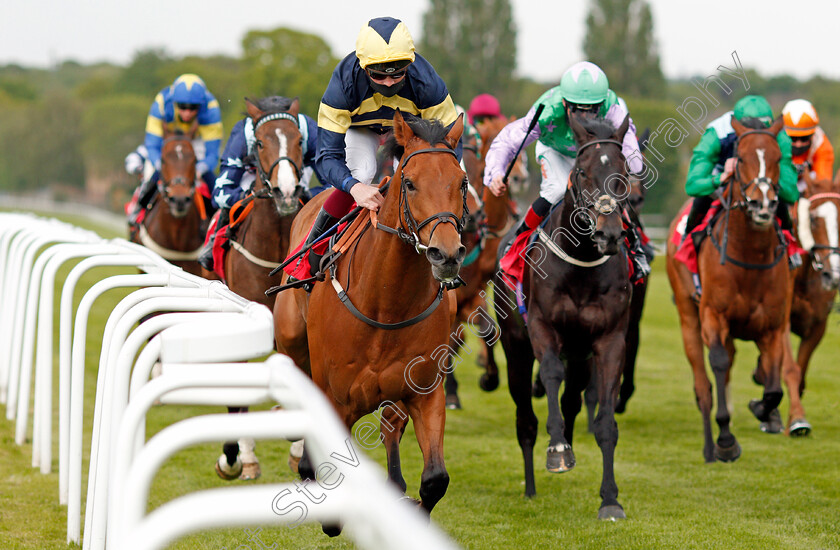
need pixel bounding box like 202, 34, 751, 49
251, 112, 306, 202
374, 146, 469, 253
728, 129, 780, 214
568, 138, 625, 218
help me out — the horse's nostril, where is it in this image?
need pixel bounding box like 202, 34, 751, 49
426, 247, 445, 265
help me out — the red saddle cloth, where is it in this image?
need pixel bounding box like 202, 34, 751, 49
671, 201, 805, 274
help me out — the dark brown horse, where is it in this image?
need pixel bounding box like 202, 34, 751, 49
130, 131, 209, 275
444, 115, 528, 408
494, 113, 633, 519
788, 173, 840, 395
207, 97, 309, 482
666, 117, 809, 465
274, 111, 467, 525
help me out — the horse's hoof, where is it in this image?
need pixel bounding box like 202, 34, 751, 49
239, 461, 261, 480
479, 373, 499, 392
598, 504, 626, 521
215, 454, 243, 480
322, 523, 342, 537
748, 399, 768, 422
546, 444, 575, 473
615, 398, 627, 415
445, 394, 462, 410
759, 408, 784, 434
789, 418, 812, 437
714, 440, 742, 463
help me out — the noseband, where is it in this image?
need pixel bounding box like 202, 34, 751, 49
376, 146, 469, 253
252, 112, 305, 200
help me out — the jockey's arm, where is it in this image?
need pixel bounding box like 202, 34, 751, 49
776, 132, 800, 204
196, 102, 224, 176
211, 119, 248, 210
483, 107, 542, 196
812, 133, 835, 181
606, 100, 644, 175
685, 128, 724, 197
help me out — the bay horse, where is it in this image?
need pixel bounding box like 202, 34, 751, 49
274, 110, 467, 525
444, 115, 529, 408
130, 130, 209, 275
666, 117, 809, 465
210, 96, 309, 482
494, 113, 633, 519
787, 173, 840, 396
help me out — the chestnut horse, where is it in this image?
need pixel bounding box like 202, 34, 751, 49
444, 115, 529, 408
494, 114, 633, 519
787, 174, 840, 395
131, 131, 208, 275
210, 97, 309, 482
274, 111, 467, 521
666, 117, 809, 465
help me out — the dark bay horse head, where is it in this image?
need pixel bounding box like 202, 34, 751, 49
384, 110, 468, 283
567, 112, 631, 255
477, 115, 529, 194
729, 116, 785, 227
159, 132, 197, 218
246, 96, 306, 216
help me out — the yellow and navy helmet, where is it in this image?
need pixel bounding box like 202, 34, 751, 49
355, 17, 416, 70
171, 74, 208, 105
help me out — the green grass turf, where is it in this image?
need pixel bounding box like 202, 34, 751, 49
0, 212, 838, 549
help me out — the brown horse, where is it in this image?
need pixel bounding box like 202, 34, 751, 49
218, 97, 307, 308
130, 131, 208, 275
274, 111, 466, 522
788, 173, 840, 395
494, 113, 633, 519
666, 117, 809, 465
444, 115, 529, 407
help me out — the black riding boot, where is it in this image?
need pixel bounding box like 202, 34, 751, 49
627, 228, 652, 283
304, 207, 339, 248
776, 201, 793, 231
198, 208, 230, 271
681, 195, 714, 242
129, 174, 159, 225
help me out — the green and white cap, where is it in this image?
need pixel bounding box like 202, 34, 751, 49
559, 61, 609, 104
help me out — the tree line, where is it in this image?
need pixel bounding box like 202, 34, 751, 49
1, 0, 837, 218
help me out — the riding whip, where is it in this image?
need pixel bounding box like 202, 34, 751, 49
503, 103, 544, 185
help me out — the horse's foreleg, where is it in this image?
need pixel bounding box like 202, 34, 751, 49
617, 282, 646, 414
379, 401, 409, 493
591, 334, 626, 520
538, 349, 574, 473
751, 331, 786, 426
703, 313, 741, 463
404, 389, 449, 514
795, 320, 827, 397
781, 327, 811, 436
561, 359, 590, 445
680, 307, 713, 463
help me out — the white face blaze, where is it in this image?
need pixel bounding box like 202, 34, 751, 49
754, 148, 773, 209
274, 128, 298, 197
175, 143, 184, 160
815, 201, 840, 280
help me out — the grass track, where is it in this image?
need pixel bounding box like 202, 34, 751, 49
0, 212, 838, 549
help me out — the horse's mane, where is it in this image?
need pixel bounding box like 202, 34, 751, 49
578, 116, 620, 140
382, 113, 452, 160
246, 96, 295, 115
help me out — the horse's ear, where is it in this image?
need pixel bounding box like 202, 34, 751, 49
245, 98, 262, 120
445, 113, 465, 150
768, 116, 784, 137
568, 112, 589, 145
731, 116, 748, 137
616, 114, 630, 142
392, 109, 414, 146
289, 97, 300, 117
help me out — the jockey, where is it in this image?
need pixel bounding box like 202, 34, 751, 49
676, 94, 799, 300
128, 74, 223, 224
484, 61, 651, 282
467, 93, 503, 126
455, 103, 483, 162
198, 97, 322, 270
782, 99, 834, 190
304, 16, 461, 250
682, 94, 798, 238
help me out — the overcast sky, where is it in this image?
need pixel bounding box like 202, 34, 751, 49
1, 0, 837, 84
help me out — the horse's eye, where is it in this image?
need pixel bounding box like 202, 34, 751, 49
255, 140, 263, 149
404, 179, 416, 191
